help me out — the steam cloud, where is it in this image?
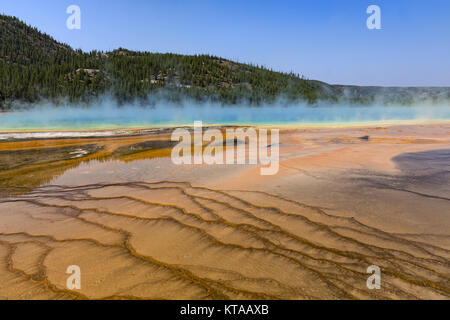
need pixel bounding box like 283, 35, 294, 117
0, 97, 449, 131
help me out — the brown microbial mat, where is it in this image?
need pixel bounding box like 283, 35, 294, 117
0, 123, 449, 299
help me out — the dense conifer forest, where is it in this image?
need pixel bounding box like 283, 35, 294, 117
1, 14, 448, 110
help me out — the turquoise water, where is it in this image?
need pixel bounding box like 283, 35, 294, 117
1, 103, 449, 130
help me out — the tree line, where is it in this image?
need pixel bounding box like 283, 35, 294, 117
0, 15, 322, 109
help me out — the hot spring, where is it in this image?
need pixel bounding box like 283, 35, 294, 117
1, 101, 449, 131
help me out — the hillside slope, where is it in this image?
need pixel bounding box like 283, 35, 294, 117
0, 14, 449, 109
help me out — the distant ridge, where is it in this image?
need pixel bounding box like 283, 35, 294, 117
1, 14, 449, 109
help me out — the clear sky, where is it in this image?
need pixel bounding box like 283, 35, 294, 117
1, 0, 449, 86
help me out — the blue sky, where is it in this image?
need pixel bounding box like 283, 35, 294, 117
1, 0, 449, 86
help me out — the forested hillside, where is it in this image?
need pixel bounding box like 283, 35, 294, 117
0, 15, 325, 109
1, 14, 449, 110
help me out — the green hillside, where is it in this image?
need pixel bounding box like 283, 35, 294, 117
1, 14, 449, 110
0, 15, 326, 109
